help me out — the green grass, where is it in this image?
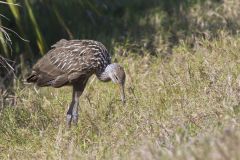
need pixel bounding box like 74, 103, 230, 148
0, 32, 240, 159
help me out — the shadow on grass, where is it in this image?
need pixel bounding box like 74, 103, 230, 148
2, 0, 238, 58
0, 0, 240, 87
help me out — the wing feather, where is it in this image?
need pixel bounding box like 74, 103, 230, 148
29, 39, 111, 87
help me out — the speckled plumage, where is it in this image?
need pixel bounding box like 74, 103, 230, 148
27, 39, 111, 87
27, 39, 126, 127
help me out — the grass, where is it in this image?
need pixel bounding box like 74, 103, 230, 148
0, 32, 240, 159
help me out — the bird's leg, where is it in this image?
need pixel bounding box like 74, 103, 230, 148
66, 102, 73, 127
72, 90, 82, 125
66, 89, 82, 127
66, 80, 88, 127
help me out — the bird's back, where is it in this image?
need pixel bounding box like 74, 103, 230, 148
27, 39, 111, 87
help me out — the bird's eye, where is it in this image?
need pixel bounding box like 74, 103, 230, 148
115, 75, 118, 80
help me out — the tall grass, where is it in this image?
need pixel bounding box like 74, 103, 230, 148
0, 32, 239, 159
24, 0, 46, 55
1, 0, 240, 60
0, 0, 240, 159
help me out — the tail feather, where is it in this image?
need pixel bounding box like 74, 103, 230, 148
26, 70, 69, 88
26, 71, 38, 83
26, 71, 54, 87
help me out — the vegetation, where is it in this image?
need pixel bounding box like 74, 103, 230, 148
0, 0, 240, 159
1, 0, 239, 58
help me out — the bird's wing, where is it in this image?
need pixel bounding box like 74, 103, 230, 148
48, 40, 111, 74
32, 39, 111, 84
33, 52, 65, 77
27, 53, 66, 87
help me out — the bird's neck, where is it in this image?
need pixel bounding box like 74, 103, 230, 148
97, 64, 113, 82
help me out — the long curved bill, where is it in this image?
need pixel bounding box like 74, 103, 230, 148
119, 83, 126, 104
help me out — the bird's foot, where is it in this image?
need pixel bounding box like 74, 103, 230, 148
66, 114, 72, 128
72, 114, 78, 126
66, 114, 78, 127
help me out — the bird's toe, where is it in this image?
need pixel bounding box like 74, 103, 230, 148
66, 114, 72, 128
72, 114, 78, 126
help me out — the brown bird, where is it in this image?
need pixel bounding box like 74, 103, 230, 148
27, 39, 126, 127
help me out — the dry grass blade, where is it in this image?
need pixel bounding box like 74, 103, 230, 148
0, 0, 26, 56
0, 55, 14, 73
0, 25, 13, 57
0, 13, 10, 21
0, 1, 19, 74
0, 26, 11, 42
0, 25, 29, 42
0, 1, 21, 7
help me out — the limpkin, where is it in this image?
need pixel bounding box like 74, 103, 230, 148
27, 39, 126, 126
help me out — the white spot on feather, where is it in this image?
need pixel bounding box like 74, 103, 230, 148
53, 58, 59, 65
61, 63, 67, 70
57, 62, 62, 68
66, 64, 73, 70
80, 48, 89, 55
72, 48, 79, 52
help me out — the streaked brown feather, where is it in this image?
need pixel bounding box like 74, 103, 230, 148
27, 39, 111, 88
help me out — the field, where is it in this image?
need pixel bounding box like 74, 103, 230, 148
0, 32, 240, 159
1, 0, 240, 159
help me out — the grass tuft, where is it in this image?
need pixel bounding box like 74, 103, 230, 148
0, 32, 240, 159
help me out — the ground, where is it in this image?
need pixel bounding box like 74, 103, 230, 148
0, 32, 240, 160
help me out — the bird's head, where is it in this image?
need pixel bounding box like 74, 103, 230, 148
107, 63, 126, 104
